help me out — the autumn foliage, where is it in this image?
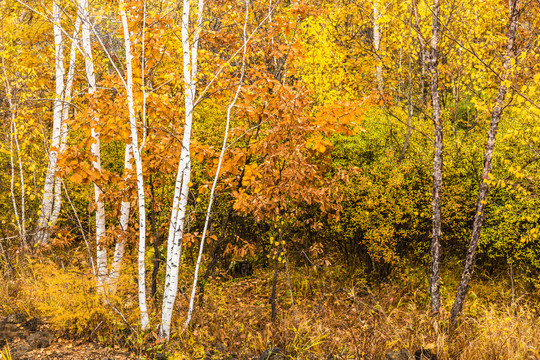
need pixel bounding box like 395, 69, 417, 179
1, 0, 540, 358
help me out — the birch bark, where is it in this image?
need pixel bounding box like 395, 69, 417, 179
373, 0, 383, 92
35, 0, 65, 244
120, 4, 149, 329
184, 0, 248, 327
50, 15, 82, 226
108, 144, 132, 294
450, 0, 520, 324
159, 0, 204, 339
9, 122, 24, 243
427, 0, 443, 316
2, 57, 27, 245
79, 0, 107, 292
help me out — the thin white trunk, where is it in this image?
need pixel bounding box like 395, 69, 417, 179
160, 148, 191, 339
14, 122, 26, 241
160, 0, 204, 338
35, 0, 65, 244
184, 0, 248, 327
108, 144, 132, 294
120, 5, 149, 330
2, 56, 26, 245
80, 0, 107, 292
373, 0, 383, 92
62, 178, 96, 276
50, 15, 82, 226
140, 0, 147, 149
9, 122, 24, 242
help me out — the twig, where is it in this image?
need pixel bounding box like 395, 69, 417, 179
62, 180, 96, 276
285, 257, 297, 320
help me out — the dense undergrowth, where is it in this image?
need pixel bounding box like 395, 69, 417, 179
1, 253, 539, 359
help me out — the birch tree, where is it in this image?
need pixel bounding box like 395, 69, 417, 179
450, 0, 521, 324
373, 0, 383, 92
49, 15, 82, 228
412, 0, 443, 316
34, 0, 65, 245
74, 0, 136, 295
78, 0, 109, 292
2, 56, 27, 246
120, 1, 149, 329
184, 0, 249, 327
427, 0, 443, 317
107, 144, 132, 294
159, 0, 205, 340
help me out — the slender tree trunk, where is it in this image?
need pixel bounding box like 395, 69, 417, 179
149, 178, 163, 300
373, 0, 383, 92
80, 0, 107, 292
159, 0, 200, 336
50, 15, 82, 227
14, 122, 26, 244
270, 243, 280, 321
184, 0, 247, 327
450, 0, 520, 324
198, 210, 231, 306
160, 153, 190, 339
108, 144, 132, 294
428, 0, 443, 316
35, 0, 65, 244
2, 58, 26, 246
9, 122, 24, 243
397, 7, 415, 163
120, 4, 149, 329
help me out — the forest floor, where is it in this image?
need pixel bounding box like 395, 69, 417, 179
1, 260, 540, 359
0, 314, 135, 360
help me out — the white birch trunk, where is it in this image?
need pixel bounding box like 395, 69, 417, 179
159, 0, 203, 338
9, 122, 24, 242
35, 0, 65, 244
80, 0, 107, 292
2, 57, 26, 245
108, 144, 132, 294
160, 141, 191, 339
373, 0, 383, 92
14, 122, 26, 242
184, 0, 248, 327
50, 15, 82, 226
120, 5, 149, 330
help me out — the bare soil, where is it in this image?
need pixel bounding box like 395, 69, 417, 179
0, 314, 135, 360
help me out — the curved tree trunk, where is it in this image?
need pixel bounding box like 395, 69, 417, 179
450, 0, 521, 324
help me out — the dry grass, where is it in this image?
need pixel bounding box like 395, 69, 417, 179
168, 265, 540, 359
2, 256, 540, 359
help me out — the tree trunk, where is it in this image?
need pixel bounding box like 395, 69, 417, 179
184, 0, 247, 325
35, 1, 65, 244
450, 0, 520, 324
108, 144, 132, 294
80, 0, 107, 293
120, 4, 149, 330
50, 15, 82, 228
373, 0, 383, 92
9, 121, 24, 244
428, 0, 443, 316
270, 245, 280, 321
159, 0, 200, 336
